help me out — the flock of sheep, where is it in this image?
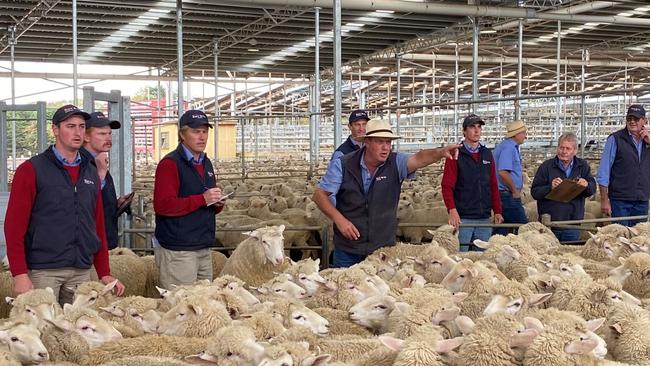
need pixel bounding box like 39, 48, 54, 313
1, 153, 649, 365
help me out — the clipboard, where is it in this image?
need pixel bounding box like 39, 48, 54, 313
544, 179, 586, 203
115, 192, 134, 217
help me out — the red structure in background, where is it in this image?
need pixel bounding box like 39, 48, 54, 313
130, 100, 165, 159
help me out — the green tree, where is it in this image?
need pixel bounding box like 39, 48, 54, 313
132, 85, 167, 102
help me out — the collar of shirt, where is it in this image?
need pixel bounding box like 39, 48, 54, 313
351, 137, 363, 148
359, 151, 386, 194
463, 141, 481, 153
556, 157, 574, 177
181, 143, 205, 164
52, 145, 81, 167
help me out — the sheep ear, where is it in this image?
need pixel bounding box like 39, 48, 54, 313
628, 227, 639, 236
102, 279, 118, 295
379, 252, 388, 262
643, 268, 650, 280
185, 352, 218, 364
46, 317, 74, 333
277, 224, 286, 233
610, 323, 623, 335
379, 335, 404, 351
502, 245, 520, 259
509, 329, 539, 348
435, 336, 464, 353
188, 304, 203, 316
565, 338, 598, 355
587, 231, 597, 239
427, 229, 436, 236
314, 258, 320, 267
524, 317, 545, 333
586, 318, 605, 332
156, 286, 169, 297
473, 239, 491, 249
394, 302, 411, 314
618, 257, 626, 265
455, 315, 475, 335
301, 354, 331, 366
619, 237, 630, 245
63, 303, 75, 316
451, 292, 468, 303
45, 287, 54, 294
5, 297, 14, 306
528, 293, 552, 307
526, 267, 539, 276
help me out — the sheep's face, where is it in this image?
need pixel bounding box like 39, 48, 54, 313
349, 295, 396, 330
158, 301, 204, 336
495, 245, 521, 267
23, 302, 59, 325
249, 225, 285, 266
285, 306, 329, 336
187, 338, 266, 366
71, 280, 117, 309
267, 279, 308, 300
440, 261, 477, 293
258, 352, 293, 366
609, 265, 632, 283
0, 324, 48, 364
484, 295, 525, 316
367, 275, 390, 295
557, 262, 587, 277
297, 272, 327, 296
74, 314, 122, 347
130, 309, 161, 334
396, 200, 414, 220
226, 283, 260, 306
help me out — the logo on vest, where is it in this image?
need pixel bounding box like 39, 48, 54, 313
375, 175, 387, 182
207, 171, 214, 177
482, 160, 491, 164
83, 178, 95, 185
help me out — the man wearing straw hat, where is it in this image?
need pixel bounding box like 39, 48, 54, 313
313, 119, 460, 268
493, 120, 529, 235
597, 104, 650, 226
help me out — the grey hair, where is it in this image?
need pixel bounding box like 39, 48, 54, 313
178, 125, 191, 143
558, 132, 578, 148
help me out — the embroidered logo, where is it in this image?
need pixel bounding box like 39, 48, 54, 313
375, 175, 387, 182
207, 171, 214, 177
83, 178, 95, 185
482, 160, 491, 164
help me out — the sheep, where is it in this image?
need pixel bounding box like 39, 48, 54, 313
6, 287, 62, 328
184, 325, 266, 365
72, 280, 119, 310
79, 335, 208, 366
216, 216, 263, 248
610, 252, 650, 299
314, 337, 385, 364
374, 325, 464, 366
97, 356, 195, 366
306, 267, 383, 311
0, 271, 15, 318
311, 307, 373, 337
389, 292, 460, 339
269, 196, 289, 213
0, 318, 49, 365
599, 303, 650, 364
219, 225, 290, 287
618, 236, 650, 258
481, 279, 552, 318
100, 253, 148, 297
426, 225, 460, 254
396, 200, 436, 243
453, 314, 538, 366
440, 258, 498, 295
251, 273, 308, 302
140, 255, 161, 298
211, 250, 228, 279
408, 245, 457, 284
234, 311, 286, 341
597, 223, 636, 238
580, 233, 622, 262
42, 304, 123, 364
157, 296, 232, 337
348, 294, 406, 334
282, 258, 328, 296
263, 298, 330, 336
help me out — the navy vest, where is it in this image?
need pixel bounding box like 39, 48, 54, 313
102, 172, 119, 250
26, 147, 101, 270
453, 145, 494, 219
334, 148, 402, 256
609, 129, 650, 201
155, 144, 217, 251
335, 136, 361, 156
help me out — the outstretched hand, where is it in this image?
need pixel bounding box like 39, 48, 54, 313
442, 144, 460, 160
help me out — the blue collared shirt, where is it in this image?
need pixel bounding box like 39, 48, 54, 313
319, 151, 415, 196
463, 141, 481, 153
493, 138, 523, 191
181, 143, 205, 164
51, 145, 81, 167
557, 158, 574, 178
596, 133, 643, 187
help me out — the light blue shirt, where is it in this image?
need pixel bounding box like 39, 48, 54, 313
596, 133, 643, 187
51, 145, 81, 167
318, 151, 415, 196
558, 159, 574, 178
463, 142, 481, 153
181, 143, 205, 164
493, 138, 523, 191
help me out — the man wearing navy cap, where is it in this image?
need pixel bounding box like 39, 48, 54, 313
597, 104, 650, 226
153, 109, 223, 288
331, 109, 369, 161
83, 111, 130, 250
441, 114, 502, 251
4, 104, 124, 303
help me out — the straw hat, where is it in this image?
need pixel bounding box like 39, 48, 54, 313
506, 120, 527, 138
361, 119, 401, 140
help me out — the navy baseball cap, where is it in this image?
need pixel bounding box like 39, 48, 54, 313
52, 104, 91, 125
627, 104, 646, 118
349, 109, 370, 124
87, 111, 121, 129
179, 110, 212, 128
462, 114, 485, 128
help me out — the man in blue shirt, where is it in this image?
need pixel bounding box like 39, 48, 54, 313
493, 120, 528, 235
331, 109, 369, 161
531, 132, 596, 241
313, 119, 460, 268
597, 104, 650, 226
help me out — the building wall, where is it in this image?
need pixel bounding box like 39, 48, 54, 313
153, 122, 237, 161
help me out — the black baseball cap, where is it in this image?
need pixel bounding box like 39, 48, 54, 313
462, 114, 485, 128
349, 109, 370, 124
52, 104, 91, 125
627, 104, 646, 119
179, 110, 212, 128
87, 111, 121, 129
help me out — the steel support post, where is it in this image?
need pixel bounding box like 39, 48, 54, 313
396, 56, 401, 151
454, 45, 459, 140
213, 42, 220, 161
314, 7, 321, 159
9, 26, 16, 171
515, 18, 523, 120
72, 0, 78, 104
555, 20, 561, 140
472, 17, 479, 111
580, 49, 586, 156
176, 0, 184, 116
333, 0, 342, 148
